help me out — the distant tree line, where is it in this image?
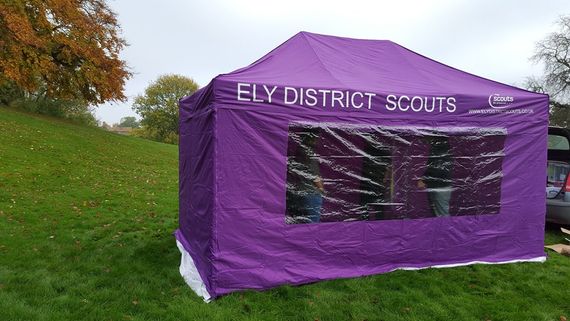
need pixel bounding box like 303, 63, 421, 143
117, 116, 140, 128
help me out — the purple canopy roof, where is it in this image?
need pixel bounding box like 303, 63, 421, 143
177, 32, 549, 301
182, 32, 543, 113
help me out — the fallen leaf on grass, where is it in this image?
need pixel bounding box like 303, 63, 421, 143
545, 244, 570, 256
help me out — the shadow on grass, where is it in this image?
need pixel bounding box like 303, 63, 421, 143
130, 234, 179, 269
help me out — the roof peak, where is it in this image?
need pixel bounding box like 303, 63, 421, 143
296, 31, 393, 44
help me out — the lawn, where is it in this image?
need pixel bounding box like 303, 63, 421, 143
0, 107, 569, 321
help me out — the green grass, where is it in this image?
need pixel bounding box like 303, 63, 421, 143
0, 107, 569, 321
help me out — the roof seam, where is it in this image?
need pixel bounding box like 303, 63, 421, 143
299, 32, 349, 88
390, 43, 452, 94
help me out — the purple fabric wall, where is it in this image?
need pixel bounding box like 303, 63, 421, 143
178, 99, 216, 294
201, 108, 546, 297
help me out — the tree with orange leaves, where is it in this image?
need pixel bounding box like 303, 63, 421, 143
0, 0, 131, 105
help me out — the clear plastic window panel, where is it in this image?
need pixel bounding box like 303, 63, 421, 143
285, 122, 506, 224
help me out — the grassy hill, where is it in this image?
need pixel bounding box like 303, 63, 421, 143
0, 107, 569, 321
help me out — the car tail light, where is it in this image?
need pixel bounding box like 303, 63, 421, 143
564, 174, 570, 192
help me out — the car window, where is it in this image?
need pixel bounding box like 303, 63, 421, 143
548, 161, 570, 185
548, 134, 570, 150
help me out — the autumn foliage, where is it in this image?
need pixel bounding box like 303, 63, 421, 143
0, 0, 131, 104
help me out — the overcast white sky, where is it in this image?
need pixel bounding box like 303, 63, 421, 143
95, 0, 570, 124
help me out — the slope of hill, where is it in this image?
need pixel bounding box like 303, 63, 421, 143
0, 107, 569, 321
0, 108, 183, 320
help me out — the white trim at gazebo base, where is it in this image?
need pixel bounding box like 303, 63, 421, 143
395, 256, 546, 271
175, 240, 212, 302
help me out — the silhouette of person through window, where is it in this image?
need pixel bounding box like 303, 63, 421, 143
417, 135, 453, 217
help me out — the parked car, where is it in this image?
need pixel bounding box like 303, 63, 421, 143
546, 126, 570, 225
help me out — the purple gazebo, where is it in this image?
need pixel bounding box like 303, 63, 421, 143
176, 32, 549, 301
